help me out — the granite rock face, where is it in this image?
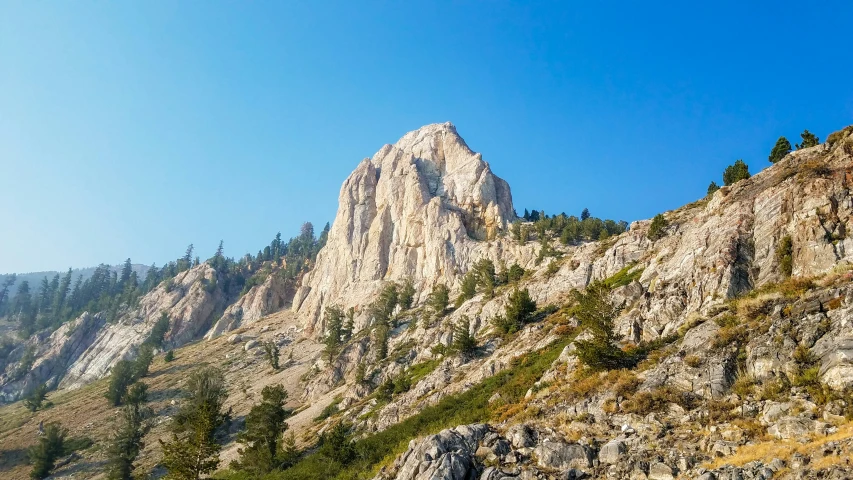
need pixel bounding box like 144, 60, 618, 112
293, 122, 521, 335
0, 264, 227, 399
206, 270, 289, 339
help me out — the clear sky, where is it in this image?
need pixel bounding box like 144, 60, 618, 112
2, 1, 852, 274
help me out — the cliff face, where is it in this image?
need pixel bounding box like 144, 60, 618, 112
0, 264, 227, 400
292, 122, 520, 334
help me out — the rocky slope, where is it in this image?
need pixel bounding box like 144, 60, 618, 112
0, 264, 227, 401
3, 123, 853, 480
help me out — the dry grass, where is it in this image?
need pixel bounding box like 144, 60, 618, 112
704, 420, 853, 470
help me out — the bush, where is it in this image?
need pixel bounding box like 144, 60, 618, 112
426, 284, 450, 320
647, 214, 669, 241
707, 181, 720, 196
28, 422, 67, 479
164, 350, 175, 362
776, 235, 793, 277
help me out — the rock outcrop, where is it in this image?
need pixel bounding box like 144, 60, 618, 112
293, 122, 522, 334
206, 270, 289, 339
0, 264, 228, 399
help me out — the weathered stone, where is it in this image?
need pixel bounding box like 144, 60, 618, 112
533, 440, 592, 470
598, 439, 627, 465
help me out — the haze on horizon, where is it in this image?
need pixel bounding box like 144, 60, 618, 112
2, 1, 852, 274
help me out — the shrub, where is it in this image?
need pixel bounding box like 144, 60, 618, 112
774, 235, 794, 278
684, 355, 702, 368
507, 264, 525, 283
647, 214, 669, 241
545, 260, 559, 278
164, 350, 175, 362
264, 341, 281, 370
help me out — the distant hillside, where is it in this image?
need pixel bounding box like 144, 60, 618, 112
0, 264, 151, 294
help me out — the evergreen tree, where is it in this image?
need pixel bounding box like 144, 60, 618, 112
145, 313, 170, 349
105, 360, 136, 406
119, 259, 133, 287
28, 422, 66, 480
106, 383, 151, 480
263, 341, 280, 370
647, 214, 669, 241
769, 136, 792, 163
133, 344, 154, 379
398, 280, 415, 310
160, 366, 228, 480
24, 383, 50, 412
343, 307, 355, 340
493, 288, 537, 334
796, 129, 820, 149
233, 385, 290, 475
323, 305, 346, 360
580, 208, 591, 221
722, 159, 751, 186
522, 209, 530, 221
707, 181, 720, 196
572, 283, 627, 370
427, 284, 450, 320
451, 316, 477, 357
473, 259, 496, 298
456, 272, 477, 307
0, 274, 16, 314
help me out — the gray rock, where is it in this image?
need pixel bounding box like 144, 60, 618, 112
533, 440, 592, 470
598, 439, 627, 465
648, 462, 675, 480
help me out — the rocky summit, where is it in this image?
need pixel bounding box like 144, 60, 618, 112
3, 124, 853, 480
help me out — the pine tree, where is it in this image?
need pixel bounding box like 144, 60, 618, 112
398, 280, 416, 310
133, 344, 154, 379
722, 159, 751, 186
119, 259, 133, 287
707, 181, 720, 196
769, 136, 792, 163
647, 214, 669, 241
572, 283, 627, 370
29, 422, 66, 479
456, 272, 477, 307
263, 341, 280, 370
105, 360, 136, 406
323, 305, 346, 360
24, 383, 50, 412
580, 208, 591, 221
427, 284, 450, 320
160, 366, 228, 480
796, 129, 820, 149
146, 313, 170, 349
106, 383, 151, 480
494, 288, 536, 334
451, 316, 477, 357
233, 385, 290, 475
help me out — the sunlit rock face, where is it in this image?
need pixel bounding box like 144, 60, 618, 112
293, 122, 518, 334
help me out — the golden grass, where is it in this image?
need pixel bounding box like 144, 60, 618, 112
704, 420, 853, 470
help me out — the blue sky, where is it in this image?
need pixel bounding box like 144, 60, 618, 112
2, 1, 852, 274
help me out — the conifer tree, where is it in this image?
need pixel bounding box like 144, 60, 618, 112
769, 136, 792, 163
28, 422, 66, 480
105, 360, 136, 406
160, 366, 228, 480
451, 316, 477, 357
24, 383, 50, 412
796, 129, 820, 149
233, 385, 290, 475
707, 181, 720, 196
722, 159, 751, 186
647, 214, 669, 240
398, 280, 416, 310
580, 208, 591, 221
106, 382, 151, 480
263, 341, 280, 370
572, 282, 627, 370
427, 284, 450, 320
323, 305, 346, 360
